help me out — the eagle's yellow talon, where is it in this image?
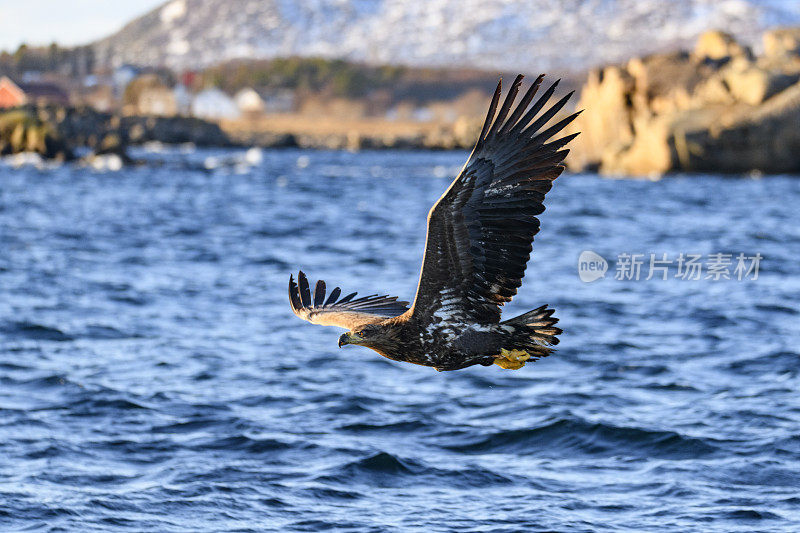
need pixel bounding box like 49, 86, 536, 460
494, 349, 531, 370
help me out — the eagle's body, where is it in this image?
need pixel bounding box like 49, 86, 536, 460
353, 315, 500, 371
289, 74, 578, 371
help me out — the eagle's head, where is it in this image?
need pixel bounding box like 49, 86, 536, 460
338, 323, 397, 353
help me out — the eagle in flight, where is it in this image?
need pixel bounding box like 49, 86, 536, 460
289, 74, 579, 371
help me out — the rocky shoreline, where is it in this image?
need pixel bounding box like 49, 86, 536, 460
221, 118, 481, 152
5, 28, 800, 176
0, 105, 232, 163
1, 104, 483, 164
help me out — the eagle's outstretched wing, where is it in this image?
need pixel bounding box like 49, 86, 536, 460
289, 271, 409, 330
410, 74, 579, 326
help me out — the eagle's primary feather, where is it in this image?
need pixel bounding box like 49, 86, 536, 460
288, 74, 577, 371
289, 271, 409, 330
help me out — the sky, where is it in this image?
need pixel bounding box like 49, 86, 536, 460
0, 0, 164, 51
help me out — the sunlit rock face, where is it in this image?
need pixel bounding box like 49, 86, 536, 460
566, 29, 800, 176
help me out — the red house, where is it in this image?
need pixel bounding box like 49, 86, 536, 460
0, 76, 70, 108
0, 76, 26, 108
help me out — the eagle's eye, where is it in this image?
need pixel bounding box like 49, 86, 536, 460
358, 331, 365, 337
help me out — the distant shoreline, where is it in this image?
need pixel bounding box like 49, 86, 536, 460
220, 114, 480, 152
0, 104, 483, 162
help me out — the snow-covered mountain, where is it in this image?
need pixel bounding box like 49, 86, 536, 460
94, 0, 800, 72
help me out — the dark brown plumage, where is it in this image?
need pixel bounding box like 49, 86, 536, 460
289, 74, 578, 371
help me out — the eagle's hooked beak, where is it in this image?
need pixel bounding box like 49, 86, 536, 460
338, 333, 351, 348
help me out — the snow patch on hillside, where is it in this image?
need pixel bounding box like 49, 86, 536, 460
160, 0, 187, 25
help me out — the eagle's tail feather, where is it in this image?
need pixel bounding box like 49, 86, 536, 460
494, 306, 561, 369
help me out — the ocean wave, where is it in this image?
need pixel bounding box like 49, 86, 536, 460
721, 509, 782, 520
189, 435, 306, 454
441, 417, 720, 459
317, 451, 514, 489
338, 420, 432, 433
1, 321, 73, 342
725, 350, 800, 375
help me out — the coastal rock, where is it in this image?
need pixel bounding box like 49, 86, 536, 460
2, 104, 233, 161
224, 130, 298, 149
724, 65, 799, 105
119, 115, 230, 146
694, 30, 751, 61
566, 27, 800, 176
92, 133, 134, 165
0, 109, 73, 160
763, 28, 800, 58
568, 66, 635, 172
679, 82, 800, 173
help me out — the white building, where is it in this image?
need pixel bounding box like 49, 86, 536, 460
234, 88, 265, 114
191, 88, 240, 120
173, 84, 193, 115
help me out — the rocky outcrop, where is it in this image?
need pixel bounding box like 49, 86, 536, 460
694, 30, 752, 61
2, 105, 232, 161
567, 29, 800, 176
0, 109, 74, 160
763, 27, 800, 59
40, 106, 232, 149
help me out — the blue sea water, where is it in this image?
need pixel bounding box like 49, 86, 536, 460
0, 147, 799, 532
